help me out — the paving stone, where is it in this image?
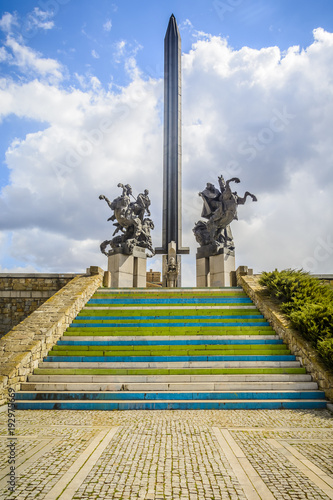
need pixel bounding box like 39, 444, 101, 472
0, 409, 332, 499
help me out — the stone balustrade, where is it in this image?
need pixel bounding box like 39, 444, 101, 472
0, 267, 104, 405
0, 273, 80, 338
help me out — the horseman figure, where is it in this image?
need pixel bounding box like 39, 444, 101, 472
99, 184, 155, 257
193, 175, 257, 254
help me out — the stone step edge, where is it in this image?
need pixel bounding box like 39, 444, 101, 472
81, 304, 257, 311
39, 361, 302, 368
96, 287, 243, 293
16, 391, 325, 399
15, 399, 328, 404
20, 383, 319, 391
27, 374, 313, 382
61, 335, 279, 341
15, 402, 329, 411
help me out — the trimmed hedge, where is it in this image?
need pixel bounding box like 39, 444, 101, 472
259, 269, 333, 370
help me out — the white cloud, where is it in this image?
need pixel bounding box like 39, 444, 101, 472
0, 28, 333, 284
103, 19, 112, 32
180, 19, 193, 30
113, 39, 143, 67
114, 40, 126, 62
0, 12, 18, 33
91, 49, 100, 59
26, 7, 55, 31
5, 36, 63, 81
0, 47, 9, 62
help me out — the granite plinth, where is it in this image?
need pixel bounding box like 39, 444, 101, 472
108, 248, 147, 288
196, 248, 236, 287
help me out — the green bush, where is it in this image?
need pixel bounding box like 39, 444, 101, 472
289, 303, 333, 342
317, 338, 333, 371
259, 269, 309, 303
259, 269, 333, 371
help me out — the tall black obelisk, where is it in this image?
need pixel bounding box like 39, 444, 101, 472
156, 14, 189, 284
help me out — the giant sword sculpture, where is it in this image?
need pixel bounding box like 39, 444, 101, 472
156, 14, 189, 286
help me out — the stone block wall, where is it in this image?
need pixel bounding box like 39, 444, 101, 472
0, 267, 104, 405
236, 268, 333, 403
0, 274, 79, 339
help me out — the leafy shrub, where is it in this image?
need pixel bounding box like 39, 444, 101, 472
259, 269, 333, 371
259, 269, 309, 303
289, 303, 333, 342
317, 338, 333, 371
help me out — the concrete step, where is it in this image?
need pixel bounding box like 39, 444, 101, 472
74, 315, 265, 321
75, 313, 265, 320
17, 285, 327, 412
82, 304, 257, 311
39, 360, 301, 369
44, 355, 295, 364
64, 329, 275, 336
70, 322, 271, 329
49, 347, 290, 355
96, 287, 244, 294
16, 390, 326, 401
15, 399, 328, 410
27, 373, 313, 383
20, 381, 319, 392
61, 335, 279, 342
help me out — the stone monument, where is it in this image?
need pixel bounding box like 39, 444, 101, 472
193, 175, 257, 287
155, 14, 189, 286
99, 183, 154, 288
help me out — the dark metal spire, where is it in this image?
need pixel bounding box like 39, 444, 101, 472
156, 14, 189, 256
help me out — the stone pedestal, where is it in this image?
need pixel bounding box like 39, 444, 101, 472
196, 257, 210, 288
108, 247, 147, 288
196, 248, 236, 287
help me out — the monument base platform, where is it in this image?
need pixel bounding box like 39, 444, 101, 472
108, 247, 146, 288
196, 248, 236, 287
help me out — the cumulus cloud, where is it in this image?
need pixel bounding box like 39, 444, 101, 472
103, 19, 112, 32
113, 40, 143, 65
26, 7, 55, 31
0, 8, 54, 42
0, 12, 18, 33
0, 46, 8, 62
4, 36, 63, 81
0, 28, 333, 281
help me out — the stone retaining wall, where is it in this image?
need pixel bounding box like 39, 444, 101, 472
0, 274, 79, 339
0, 267, 104, 405
237, 268, 333, 402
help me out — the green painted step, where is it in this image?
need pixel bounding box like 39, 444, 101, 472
77, 309, 261, 317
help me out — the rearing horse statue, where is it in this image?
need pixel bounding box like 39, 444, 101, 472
193, 175, 257, 253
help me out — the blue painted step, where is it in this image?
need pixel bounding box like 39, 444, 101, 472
45, 355, 296, 362
15, 391, 325, 401
15, 401, 328, 410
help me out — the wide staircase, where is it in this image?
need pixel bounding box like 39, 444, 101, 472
16, 287, 327, 410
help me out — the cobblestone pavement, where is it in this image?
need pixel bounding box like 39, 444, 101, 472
0, 408, 332, 499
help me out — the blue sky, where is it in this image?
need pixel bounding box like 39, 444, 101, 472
0, 0, 333, 284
